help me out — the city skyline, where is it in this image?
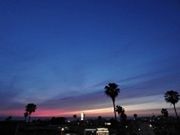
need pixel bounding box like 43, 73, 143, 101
0, 0, 180, 117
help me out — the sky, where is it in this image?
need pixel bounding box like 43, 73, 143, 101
0, 0, 180, 118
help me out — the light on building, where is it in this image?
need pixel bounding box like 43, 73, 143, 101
96, 128, 109, 135
81, 112, 85, 121
105, 122, 111, 126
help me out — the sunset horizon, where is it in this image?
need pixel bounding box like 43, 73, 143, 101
0, 0, 180, 119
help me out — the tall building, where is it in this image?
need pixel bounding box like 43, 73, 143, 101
81, 112, 85, 121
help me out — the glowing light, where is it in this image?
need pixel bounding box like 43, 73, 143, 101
81, 112, 85, 121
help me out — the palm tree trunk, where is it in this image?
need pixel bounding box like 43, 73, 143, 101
173, 104, 178, 119
112, 100, 117, 120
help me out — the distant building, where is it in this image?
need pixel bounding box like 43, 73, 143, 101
84, 128, 96, 135
84, 128, 109, 135
81, 112, 85, 121
96, 128, 109, 135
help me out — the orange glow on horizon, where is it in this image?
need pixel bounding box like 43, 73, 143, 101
0, 106, 179, 117
1, 94, 179, 117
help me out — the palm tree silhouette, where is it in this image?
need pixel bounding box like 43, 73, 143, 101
115, 105, 123, 119
164, 90, 179, 118
115, 105, 127, 122
120, 109, 127, 123
24, 112, 28, 122
25, 103, 37, 122
104, 83, 120, 120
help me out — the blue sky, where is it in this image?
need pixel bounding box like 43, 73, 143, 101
0, 0, 180, 117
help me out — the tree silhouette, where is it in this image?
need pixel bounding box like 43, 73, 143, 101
115, 105, 123, 118
104, 83, 120, 120
73, 114, 77, 121
120, 109, 127, 123
164, 90, 179, 118
24, 112, 28, 122
115, 105, 127, 122
133, 113, 138, 121
5, 116, 12, 121
161, 108, 168, 118
25, 103, 37, 122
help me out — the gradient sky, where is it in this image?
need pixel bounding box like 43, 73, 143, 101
0, 0, 180, 117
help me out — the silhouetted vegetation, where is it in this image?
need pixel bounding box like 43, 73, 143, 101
50, 117, 66, 125
104, 83, 120, 120
134, 114, 138, 120
24, 112, 28, 122
0, 85, 180, 135
5, 116, 12, 121
161, 108, 168, 118
115, 105, 127, 123
25, 103, 37, 122
164, 90, 179, 118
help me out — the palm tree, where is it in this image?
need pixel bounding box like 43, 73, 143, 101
161, 108, 168, 118
104, 83, 120, 120
164, 90, 179, 118
25, 103, 37, 122
120, 109, 127, 123
115, 105, 127, 122
24, 112, 28, 122
115, 105, 123, 118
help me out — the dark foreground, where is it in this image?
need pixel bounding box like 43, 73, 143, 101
0, 116, 179, 135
